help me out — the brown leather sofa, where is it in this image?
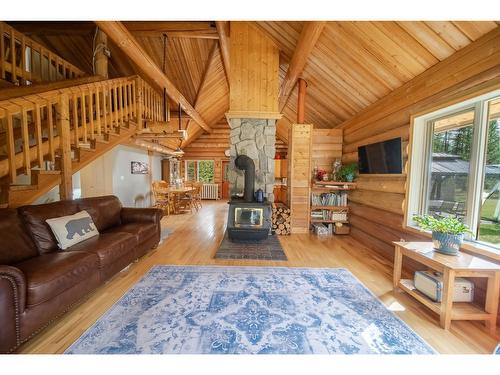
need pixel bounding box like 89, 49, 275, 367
0, 195, 163, 353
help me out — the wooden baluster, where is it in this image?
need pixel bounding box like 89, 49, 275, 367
81, 91, 87, 143
10, 28, 16, 84
21, 36, 26, 84
135, 79, 143, 129
46, 100, 55, 163
20, 106, 31, 177
127, 82, 132, 120
89, 89, 95, 140
123, 83, 130, 122
72, 93, 79, 147
5, 111, 17, 183
56, 94, 72, 199
117, 82, 123, 126
0, 23, 5, 79
34, 103, 44, 169
108, 83, 113, 131
48, 51, 53, 81
131, 79, 137, 119
113, 83, 119, 130
95, 88, 102, 136
102, 84, 108, 133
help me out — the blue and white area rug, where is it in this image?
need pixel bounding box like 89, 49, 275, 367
66, 266, 435, 354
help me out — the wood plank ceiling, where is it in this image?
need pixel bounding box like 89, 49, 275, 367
6, 21, 499, 147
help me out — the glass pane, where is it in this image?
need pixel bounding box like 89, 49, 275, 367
427, 109, 475, 221
234, 207, 263, 227
198, 160, 214, 183
477, 98, 500, 245
186, 161, 196, 182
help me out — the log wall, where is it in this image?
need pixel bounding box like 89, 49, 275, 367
340, 27, 500, 323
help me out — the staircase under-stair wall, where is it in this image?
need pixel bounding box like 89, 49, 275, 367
0, 74, 165, 208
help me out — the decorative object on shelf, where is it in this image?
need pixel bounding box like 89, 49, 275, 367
337, 163, 358, 182
131, 161, 149, 174
332, 158, 342, 181
413, 215, 471, 255
315, 168, 327, 181
255, 188, 264, 203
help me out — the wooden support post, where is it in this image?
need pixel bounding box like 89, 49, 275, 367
297, 78, 307, 123
72, 94, 79, 146
46, 100, 55, 162
10, 29, 16, 84
34, 103, 44, 168
56, 94, 73, 200
81, 91, 87, 143
5, 111, 16, 183
94, 29, 108, 78
20, 107, 31, 177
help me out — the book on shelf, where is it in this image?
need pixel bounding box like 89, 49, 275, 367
311, 192, 348, 207
310, 209, 347, 221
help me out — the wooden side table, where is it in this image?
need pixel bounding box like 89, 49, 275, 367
393, 241, 500, 333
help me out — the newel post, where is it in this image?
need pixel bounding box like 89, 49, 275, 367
56, 93, 73, 200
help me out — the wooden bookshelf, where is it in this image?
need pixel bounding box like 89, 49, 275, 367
310, 180, 356, 235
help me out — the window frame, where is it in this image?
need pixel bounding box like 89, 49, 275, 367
184, 159, 215, 183
406, 88, 500, 254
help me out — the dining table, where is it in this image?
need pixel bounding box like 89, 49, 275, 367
157, 186, 196, 214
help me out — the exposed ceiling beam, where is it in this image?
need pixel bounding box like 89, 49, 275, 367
95, 21, 212, 133
215, 21, 231, 88
8, 21, 218, 37
278, 21, 326, 111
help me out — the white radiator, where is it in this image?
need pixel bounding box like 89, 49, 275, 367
201, 183, 219, 200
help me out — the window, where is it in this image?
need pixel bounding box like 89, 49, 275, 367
184, 160, 214, 183
408, 90, 500, 250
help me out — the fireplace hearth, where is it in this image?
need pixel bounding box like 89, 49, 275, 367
227, 155, 271, 241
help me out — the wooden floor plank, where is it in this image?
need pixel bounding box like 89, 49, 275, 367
17, 201, 499, 354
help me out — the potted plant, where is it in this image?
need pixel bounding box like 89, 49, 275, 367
413, 215, 471, 255
337, 163, 357, 182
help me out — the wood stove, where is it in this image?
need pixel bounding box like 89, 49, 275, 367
227, 155, 271, 241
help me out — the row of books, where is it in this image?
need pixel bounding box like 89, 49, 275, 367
311, 192, 348, 206
310, 210, 348, 221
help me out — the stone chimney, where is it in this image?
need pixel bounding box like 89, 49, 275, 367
228, 118, 276, 202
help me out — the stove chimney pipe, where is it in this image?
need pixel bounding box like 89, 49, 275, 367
235, 155, 255, 203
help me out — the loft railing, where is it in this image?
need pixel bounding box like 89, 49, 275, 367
0, 75, 164, 185
0, 21, 85, 85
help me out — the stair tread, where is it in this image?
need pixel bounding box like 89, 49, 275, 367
33, 169, 61, 175
10, 184, 38, 192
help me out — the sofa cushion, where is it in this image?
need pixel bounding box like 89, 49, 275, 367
18, 201, 79, 254
66, 232, 136, 269
104, 222, 158, 244
0, 209, 38, 265
76, 196, 122, 232
15, 251, 99, 306
46, 210, 99, 250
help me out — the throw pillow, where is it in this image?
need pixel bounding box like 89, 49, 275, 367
45, 210, 99, 249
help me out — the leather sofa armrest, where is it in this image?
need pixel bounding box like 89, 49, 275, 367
120, 207, 163, 225
0, 265, 26, 353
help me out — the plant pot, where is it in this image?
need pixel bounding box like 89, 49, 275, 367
431, 232, 463, 255
345, 174, 354, 182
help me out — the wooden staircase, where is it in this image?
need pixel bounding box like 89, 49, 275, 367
0, 74, 165, 208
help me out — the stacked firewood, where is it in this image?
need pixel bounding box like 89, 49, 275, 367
272, 203, 291, 235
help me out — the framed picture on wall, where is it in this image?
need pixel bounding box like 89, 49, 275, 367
131, 161, 149, 174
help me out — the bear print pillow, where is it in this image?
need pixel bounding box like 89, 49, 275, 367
46, 210, 99, 250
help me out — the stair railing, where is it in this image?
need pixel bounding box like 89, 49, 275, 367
0, 22, 85, 86
0, 75, 163, 186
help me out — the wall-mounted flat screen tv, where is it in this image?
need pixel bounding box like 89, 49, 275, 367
358, 137, 402, 174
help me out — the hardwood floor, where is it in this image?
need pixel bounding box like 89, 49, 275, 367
18, 200, 499, 354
